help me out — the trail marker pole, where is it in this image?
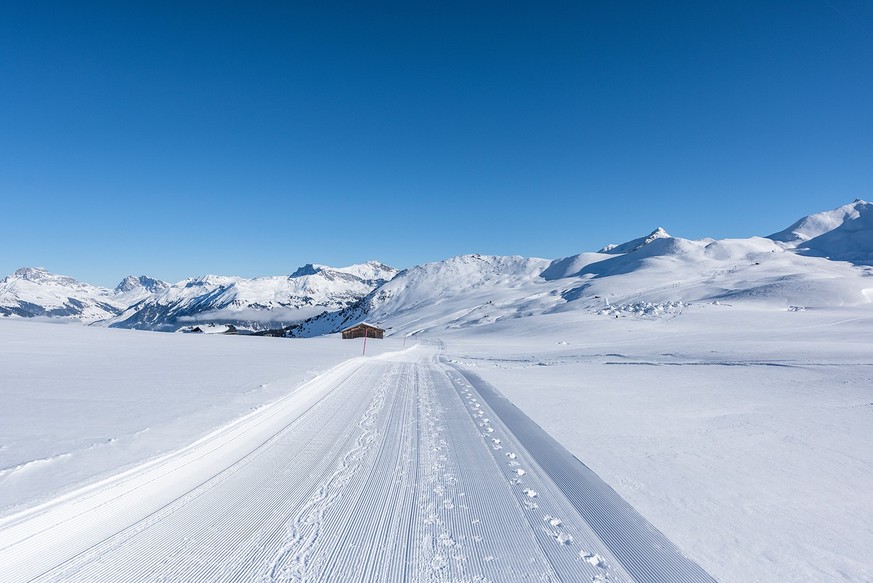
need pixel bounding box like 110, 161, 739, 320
362, 329, 368, 356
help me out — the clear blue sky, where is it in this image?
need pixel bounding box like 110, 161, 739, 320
2, 1, 871, 286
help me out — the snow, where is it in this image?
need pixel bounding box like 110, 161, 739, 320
769, 198, 873, 265
3, 306, 871, 580
598, 226, 671, 254
439, 305, 873, 582
770, 199, 869, 243
0, 267, 126, 322
0, 319, 396, 514
2, 200, 873, 581
105, 261, 398, 331
0, 261, 397, 332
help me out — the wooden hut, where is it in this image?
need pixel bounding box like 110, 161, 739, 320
341, 323, 385, 340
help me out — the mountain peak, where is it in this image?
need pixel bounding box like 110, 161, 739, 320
289, 261, 397, 284
769, 199, 871, 244
599, 227, 671, 255
6, 267, 84, 288
768, 199, 873, 265
12, 267, 52, 282
114, 275, 169, 294
291, 264, 324, 277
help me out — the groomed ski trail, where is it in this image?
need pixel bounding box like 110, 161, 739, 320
0, 345, 713, 582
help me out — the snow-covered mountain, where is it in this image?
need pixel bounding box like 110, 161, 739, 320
290, 255, 551, 337
4, 200, 871, 334
768, 199, 873, 265
0, 268, 165, 323
107, 261, 398, 332
291, 200, 873, 337
0, 262, 396, 331
113, 275, 171, 306
598, 227, 671, 254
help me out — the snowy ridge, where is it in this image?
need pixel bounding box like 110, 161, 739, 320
107, 261, 397, 332
598, 227, 670, 254
769, 199, 869, 243
290, 254, 552, 337
0, 268, 158, 322
0, 262, 397, 332
112, 275, 170, 307
292, 200, 873, 337
4, 200, 873, 333
769, 199, 873, 264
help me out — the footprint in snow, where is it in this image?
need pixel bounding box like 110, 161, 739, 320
424, 512, 440, 525
430, 555, 447, 571
554, 532, 573, 545
523, 488, 538, 498
439, 532, 456, 547
506, 452, 517, 460
581, 551, 607, 569
514, 468, 526, 476
543, 515, 561, 527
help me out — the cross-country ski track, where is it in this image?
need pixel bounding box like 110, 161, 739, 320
0, 345, 714, 582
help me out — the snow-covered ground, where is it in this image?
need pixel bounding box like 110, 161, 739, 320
0, 319, 397, 515
2, 302, 871, 581
1, 322, 711, 582
442, 304, 873, 582
2, 201, 872, 581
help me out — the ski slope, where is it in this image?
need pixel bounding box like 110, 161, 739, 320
0, 345, 712, 582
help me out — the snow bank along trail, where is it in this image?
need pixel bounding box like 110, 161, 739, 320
0, 345, 713, 582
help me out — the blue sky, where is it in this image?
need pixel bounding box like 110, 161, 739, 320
2, 1, 871, 286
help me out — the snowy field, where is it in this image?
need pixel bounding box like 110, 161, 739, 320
1, 302, 871, 581
443, 304, 873, 582
0, 320, 398, 514
0, 321, 709, 582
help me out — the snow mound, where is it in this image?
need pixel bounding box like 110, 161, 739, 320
599, 301, 688, 319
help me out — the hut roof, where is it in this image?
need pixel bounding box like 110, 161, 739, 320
341, 322, 384, 332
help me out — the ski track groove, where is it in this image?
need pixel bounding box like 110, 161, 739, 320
4, 346, 717, 582
29, 363, 384, 583
444, 360, 717, 583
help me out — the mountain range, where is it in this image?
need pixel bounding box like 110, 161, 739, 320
2, 200, 871, 335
